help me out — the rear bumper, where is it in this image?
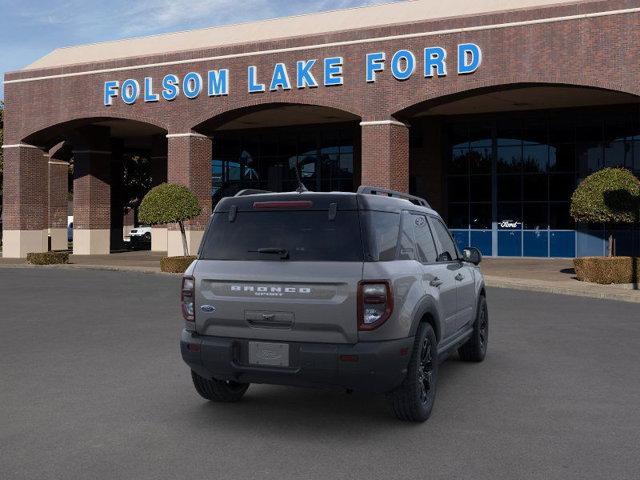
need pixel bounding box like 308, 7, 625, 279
181, 330, 414, 393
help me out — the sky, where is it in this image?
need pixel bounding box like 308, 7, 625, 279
0, 0, 400, 100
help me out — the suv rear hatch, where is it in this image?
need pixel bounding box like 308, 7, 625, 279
193, 194, 363, 344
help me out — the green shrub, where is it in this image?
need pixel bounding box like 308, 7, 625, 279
139, 183, 202, 255
160, 256, 196, 273
570, 168, 640, 224
574, 256, 640, 284
27, 251, 70, 265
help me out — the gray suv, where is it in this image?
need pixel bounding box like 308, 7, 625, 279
180, 186, 488, 422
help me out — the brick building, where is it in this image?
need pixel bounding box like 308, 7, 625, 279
2, 0, 640, 258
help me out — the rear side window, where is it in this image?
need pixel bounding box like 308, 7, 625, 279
412, 214, 438, 263
200, 211, 363, 262
429, 217, 458, 262
361, 211, 400, 261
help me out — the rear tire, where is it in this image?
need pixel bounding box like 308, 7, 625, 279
191, 370, 249, 402
458, 295, 488, 362
387, 323, 438, 422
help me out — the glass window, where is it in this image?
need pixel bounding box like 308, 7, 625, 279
449, 148, 469, 174
201, 211, 363, 262
497, 175, 521, 201
447, 176, 469, 203
549, 174, 576, 201
429, 218, 458, 262
604, 141, 632, 168
412, 215, 438, 263
550, 202, 573, 229
498, 203, 522, 230
362, 211, 400, 261
497, 145, 522, 173
523, 145, 548, 173
448, 204, 469, 229
470, 175, 492, 202
523, 175, 548, 202
470, 203, 492, 229
549, 144, 575, 172
577, 143, 603, 175
523, 204, 548, 229
398, 212, 416, 261
469, 147, 492, 174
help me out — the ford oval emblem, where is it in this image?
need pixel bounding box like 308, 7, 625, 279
200, 305, 216, 312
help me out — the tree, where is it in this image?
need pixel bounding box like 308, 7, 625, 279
570, 168, 640, 256
138, 183, 202, 256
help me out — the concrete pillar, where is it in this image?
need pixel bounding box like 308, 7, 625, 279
1, 144, 49, 258
72, 127, 112, 255
48, 159, 69, 251
150, 134, 168, 252
360, 120, 410, 192
166, 132, 212, 257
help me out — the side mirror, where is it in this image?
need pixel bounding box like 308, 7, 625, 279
462, 247, 482, 265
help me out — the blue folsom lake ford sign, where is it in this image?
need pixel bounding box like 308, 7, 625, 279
103, 43, 482, 106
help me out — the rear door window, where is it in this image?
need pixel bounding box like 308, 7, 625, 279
412, 214, 438, 263
200, 211, 363, 262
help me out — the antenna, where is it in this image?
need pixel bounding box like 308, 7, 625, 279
293, 159, 308, 193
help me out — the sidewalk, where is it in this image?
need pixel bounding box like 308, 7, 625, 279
481, 258, 640, 303
1, 251, 639, 303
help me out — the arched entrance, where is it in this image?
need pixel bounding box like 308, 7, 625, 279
400, 84, 640, 258
193, 103, 361, 207
3, 118, 167, 257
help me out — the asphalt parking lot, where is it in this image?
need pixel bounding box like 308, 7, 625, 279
1, 268, 639, 480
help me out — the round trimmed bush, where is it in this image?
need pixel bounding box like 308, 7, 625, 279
570, 168, 640, 224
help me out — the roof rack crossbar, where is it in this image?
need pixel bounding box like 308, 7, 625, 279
357, 185, 430, 208
234, 189, 272, 197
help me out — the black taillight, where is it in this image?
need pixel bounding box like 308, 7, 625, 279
357, 280, 393, 331
181, 276, 195, 324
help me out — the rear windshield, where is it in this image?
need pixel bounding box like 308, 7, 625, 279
200, 211, 363, 262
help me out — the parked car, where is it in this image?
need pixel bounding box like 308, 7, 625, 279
127, 226, 152, 250
180, 186, 488, 422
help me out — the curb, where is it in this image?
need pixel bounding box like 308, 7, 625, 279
0, 263, 178, 276
484, 276, 640, 304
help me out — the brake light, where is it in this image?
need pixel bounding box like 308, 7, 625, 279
358, 281, 393, 331
181, 276, 195, 324
253, 201, 313, 209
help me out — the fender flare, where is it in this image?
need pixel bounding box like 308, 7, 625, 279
409, 295, 442, 342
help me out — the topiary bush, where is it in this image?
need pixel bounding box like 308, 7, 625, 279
139, 183, 202, 256
570, 168, 640, 256
574, 256, 639, 284
160, 256, 197, 273
27, 251, 70, 265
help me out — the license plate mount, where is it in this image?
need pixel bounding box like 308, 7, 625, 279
248, 341, 290, 367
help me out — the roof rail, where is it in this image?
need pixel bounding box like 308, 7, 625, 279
357, 185, 430, 208
234, 189, 272, 197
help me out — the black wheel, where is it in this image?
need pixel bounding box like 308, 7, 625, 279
144, 232, 151, 241
191, 370, 249, 402
387, 323, 438, 422
458, 295, 488, 362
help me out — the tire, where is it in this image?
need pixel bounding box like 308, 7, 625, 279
387, 323, 438, 422
191, 370, 249, 402
458, 295, 488, 362
144, 232, 151, 241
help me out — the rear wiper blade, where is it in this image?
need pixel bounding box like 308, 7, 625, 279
248, 247, 290, 259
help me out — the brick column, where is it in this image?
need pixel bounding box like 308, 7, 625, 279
166, 133, 212, 257
72, 127, 112, 255
48, 159, 69, 251
360, 120, 410, 192
150, 134, 168, 252
1, 144, 49, 258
